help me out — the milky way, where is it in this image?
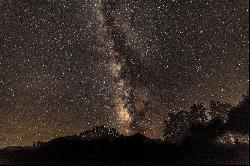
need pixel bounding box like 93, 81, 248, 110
93, 0, 159, 134
0, 0, 249, 147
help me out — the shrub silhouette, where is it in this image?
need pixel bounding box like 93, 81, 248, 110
79, 125, 120, 140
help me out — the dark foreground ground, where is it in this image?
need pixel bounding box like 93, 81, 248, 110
0, 134, 248, 165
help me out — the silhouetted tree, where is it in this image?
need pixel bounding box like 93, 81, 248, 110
210, 100, 232, 123
186, 118, 226, 144
164, 102, 210, 144
163, 99, 239, 145
228, 95, 249, 134
163, 111, 191, 144
190, 103, 207, 125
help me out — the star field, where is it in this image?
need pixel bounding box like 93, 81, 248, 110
0, 0, 249, 147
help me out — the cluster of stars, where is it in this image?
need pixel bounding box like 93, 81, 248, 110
0, 0, 248, 147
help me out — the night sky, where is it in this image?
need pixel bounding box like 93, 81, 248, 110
0, 0, 249, 147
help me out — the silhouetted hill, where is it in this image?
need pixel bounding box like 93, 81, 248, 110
0, 97, 249, 165
0, 133, 248, 165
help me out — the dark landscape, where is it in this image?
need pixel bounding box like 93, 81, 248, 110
0, 96, 248, 165
0, 0, 249, 165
